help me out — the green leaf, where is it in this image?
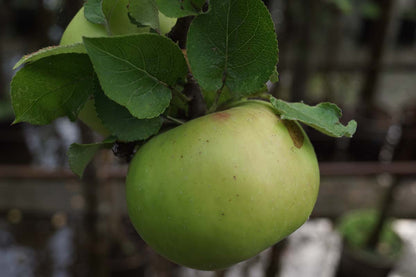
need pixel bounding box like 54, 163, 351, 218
84, 0, 106, 25
13, 44, 85, 70
270, 68, 279, 83
270, 97, 357, 138
84, 0, 143, 34
94, 89, 163, 142
203, 86, 233, 109
329, 0, 353, 14
11, 54, 95, 125
68, 136, 117, 178
187, 0, 278, 96
156, 0, 206, 18
103, 0, 148, 35
128, 0, 159, 30
83, 34, 188, 119
167, 93, 189, 118
360, 1, 381, 19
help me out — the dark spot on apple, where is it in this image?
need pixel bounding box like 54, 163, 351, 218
233, 176, 237, 180
180, 155, 183, 159
283, 120, 304, 149
236, 194, 239, 197
212, 112, 230, 121
221, 212, 225, 216
206, 140, 210, 143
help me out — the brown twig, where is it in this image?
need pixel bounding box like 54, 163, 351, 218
184, 73, 207, 118
112, 141, 137, 163
167, 16, 194, 49
359, 0, 395, 115
79, 123, 108, 276
167, 16, 207, 119
365, 177, 400, 250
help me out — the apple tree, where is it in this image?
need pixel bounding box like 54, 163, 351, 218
10, 0, 357, 270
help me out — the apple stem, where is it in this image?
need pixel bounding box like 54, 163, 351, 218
167, 17, 194, 49
172, 87, 192, 102
184, 73, 207, 118
167, 16, 207, 119
164, 115, 186, 125
104, 20, 112, 36
208, 84, 226, 113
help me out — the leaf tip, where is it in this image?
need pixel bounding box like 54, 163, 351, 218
346, 120, 358, 138
67, 144, 85, 179
11, 118, 21, 126
71, 167, 84, 179
13, 63, 22, 70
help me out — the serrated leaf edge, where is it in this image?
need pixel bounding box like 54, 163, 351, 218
68, 137, 116, 178
84, 0, 106, 25
83, 33, 187, 119
94, 90, 163, 142
156, 0, 206, 18
271, 98, 357, 138
13, 43, 85, 70
188, 0, 278, 95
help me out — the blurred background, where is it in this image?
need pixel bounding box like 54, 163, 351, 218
0, 0, 416, 276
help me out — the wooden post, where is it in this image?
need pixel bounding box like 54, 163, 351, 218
78, 123, 109, 276
289, 0, 318, 102
270, 0, 294, 98
0, 1, 12, 99
322, 5, 343, 101
265, 239, 288, 277
359, 0, 395, 115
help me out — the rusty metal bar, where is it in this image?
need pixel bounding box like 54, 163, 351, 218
319, 161, 416, 176
0, 161, 416, 180
280, 62, 416, 73
0, 166, 76, 179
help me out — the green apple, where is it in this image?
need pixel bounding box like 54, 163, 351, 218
60, 1, 147, 45
60, 7, 106, 46
159, 12, 177, 35
60, 3, 177, 136
76, 98, 111, 136
126, 101, 320, 270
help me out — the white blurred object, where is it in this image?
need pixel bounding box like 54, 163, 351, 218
174, 219, 416, 277
0, 230, 36, 277
279, 219, 341, 277
389, 220, 416, 277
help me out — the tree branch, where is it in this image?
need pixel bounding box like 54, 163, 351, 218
167, 16, 194, 49
112, 141, 137, 163
185, 73, 207, 118
167, 16, 207, 119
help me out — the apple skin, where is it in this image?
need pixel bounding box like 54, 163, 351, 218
60, 4, 177, 136
126, 101, 320, 270
60, 3, 176, 46
59, 7, 107, 46
76, 98, 111, 136
60, 1, 147, 45
159, 12, 177, 35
